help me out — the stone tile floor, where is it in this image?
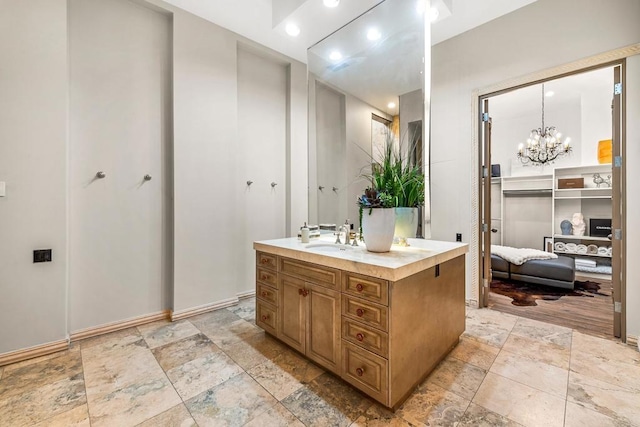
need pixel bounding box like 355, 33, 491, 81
1, 298, 639, 426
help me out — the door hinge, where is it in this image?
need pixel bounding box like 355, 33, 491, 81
614, 156, 622, 167
614, 229, 622, 240
614, 301, 622, 313
482, 223, 489, 232
482, 113, 489, 122
614, 82, 622, 95
482, 166, 489, 178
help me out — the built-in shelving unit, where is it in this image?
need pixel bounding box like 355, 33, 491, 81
552, 164, 613, 276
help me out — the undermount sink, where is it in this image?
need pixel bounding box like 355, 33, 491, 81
304, 242, 354, 253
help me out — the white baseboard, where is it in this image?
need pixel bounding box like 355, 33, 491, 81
627, 334, 638, 350
171, 297, 239, 321
0, 339, 69, 367
70, 310, 171, 342
237, 290, 256, 299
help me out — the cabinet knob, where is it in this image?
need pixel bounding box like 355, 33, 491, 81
298, 288, 303, 296
356, 308, 365, 317
356, 367, 364, 377
261, 259, 268, 264
261, 315, 269, 321
261, 291, 267, 297
356, 283, 364, 292
261, 275, 267, 280
356, 333, 365, 342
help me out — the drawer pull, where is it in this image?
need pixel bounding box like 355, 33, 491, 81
298, 289, 309, 297
356, 308, 365, 317
261, 259, 268, 264
298, 288, 303, 295
356, 283, 364, 292
356, 333, 365, 341
261, 291, 268, 297
356, 367, 364, 377
261, 275, 267, 280
261, 314, 269, 321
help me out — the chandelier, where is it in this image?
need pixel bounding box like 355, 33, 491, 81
517, 84, 571, 165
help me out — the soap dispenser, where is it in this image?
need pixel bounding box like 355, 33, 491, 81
301, 222, 310, 243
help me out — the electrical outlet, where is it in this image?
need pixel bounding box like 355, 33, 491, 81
33, 249, 52, 263
456, 233, 462, 242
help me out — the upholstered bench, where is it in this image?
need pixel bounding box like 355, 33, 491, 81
491, 254, 576, 290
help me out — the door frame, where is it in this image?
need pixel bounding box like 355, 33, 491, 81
471, 43, 640, 341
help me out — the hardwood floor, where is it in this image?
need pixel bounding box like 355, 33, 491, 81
488, 275, 614, 339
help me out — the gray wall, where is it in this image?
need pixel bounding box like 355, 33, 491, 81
0, 0, 307, 355
430, 0, 640, 337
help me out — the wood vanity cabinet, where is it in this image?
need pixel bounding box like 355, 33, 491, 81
254, 250, 465, 410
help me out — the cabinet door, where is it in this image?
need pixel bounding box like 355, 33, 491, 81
306, 283, 341, 373
278, 275, 306, 353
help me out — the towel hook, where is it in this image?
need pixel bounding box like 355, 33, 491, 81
96, 171, 106, 179
144, 174, 152, 181
271, 182, 278, 188
246, 180, 253, 186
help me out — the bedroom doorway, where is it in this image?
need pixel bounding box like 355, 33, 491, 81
478, 63, 625, 339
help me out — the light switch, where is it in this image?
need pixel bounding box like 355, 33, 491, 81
0, 182, 5, 197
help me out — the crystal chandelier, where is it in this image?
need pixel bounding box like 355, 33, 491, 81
517, 84, 571, 165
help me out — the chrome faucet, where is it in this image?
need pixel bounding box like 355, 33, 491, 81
342, 220, 350, 245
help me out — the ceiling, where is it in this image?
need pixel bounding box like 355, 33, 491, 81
161, 0, 539, 64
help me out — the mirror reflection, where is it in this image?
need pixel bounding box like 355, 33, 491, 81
307, 0, 426, 234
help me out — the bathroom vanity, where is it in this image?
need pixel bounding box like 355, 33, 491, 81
253, 237, 468, 409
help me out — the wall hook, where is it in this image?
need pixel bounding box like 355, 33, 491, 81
144, 174, 152, 181
247, 180, 253, 186
96, 171, 106, 179
271, 182, 278, 188
319, 185, 325, 191
332, 186, 338, 192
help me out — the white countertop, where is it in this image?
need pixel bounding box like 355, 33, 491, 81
253, 236, 468, 282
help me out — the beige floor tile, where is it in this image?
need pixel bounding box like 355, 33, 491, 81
87, 374, 181, 427
472, 372, 565, 427
568, 371, 640, 425
464, 308, 517, 348
490, 350, 568, 398
248, 349, 324, 400
186, 372, 277, 427
456, 403, 523, 426
502, 333, 570, 370
79, 327, 142, 352
570, 348, 640, 393
282, 372, 373, 427
510, 317, 572, 348
425, 356, 487, 400
165, 347, 244, 401
572, 331, 640, 366
3, 343, 79, 374
0, 374, 86, 426
449, 336, 500, 370
137, 319, 200, 349
227, 297, 256, 321
137, 403, 197, 427
350, 403, 413, 426
152, 333, 220, 372
201, 318, 263, 347
33, 404, 90, 427
218, 331, 288, 371
395, 382, 470, 427
564, 401, 629, 427
188, 308, 243, 331
244, 402, 305, 427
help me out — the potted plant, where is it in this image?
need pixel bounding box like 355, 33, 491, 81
358, 126, 425, 251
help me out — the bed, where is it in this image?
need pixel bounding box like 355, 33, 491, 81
491, 253, 576, 290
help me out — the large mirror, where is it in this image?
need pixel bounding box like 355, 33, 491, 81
307, 0, 428, 235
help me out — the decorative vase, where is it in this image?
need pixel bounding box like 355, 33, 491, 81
362, 208, 396, 252
394, 207, 418, 246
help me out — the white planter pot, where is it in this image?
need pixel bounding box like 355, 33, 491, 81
362, 208, 396, 253
394, 207, 418, 245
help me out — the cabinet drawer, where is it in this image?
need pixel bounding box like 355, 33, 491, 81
256, 267, 277, 288
256, 300, 277, 335
342, 295, 388, 332
342, 272, 388, 306
342, 341, 388, 405
342, 318, 388, 358
256, 252, 277, 270
280, 257, 341, 289
257, 282, 278, 306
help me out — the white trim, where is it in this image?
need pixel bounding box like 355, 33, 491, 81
69, 310, 170, 342
237, 290, 256, 299
627, 334, 638, 350
170, 297, 239, 321
0, 340, 69, 367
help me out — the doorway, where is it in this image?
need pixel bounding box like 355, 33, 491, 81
478, 64, 625, 339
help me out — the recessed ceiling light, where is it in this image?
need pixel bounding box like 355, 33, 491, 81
367, 28, 381, 41
285, 23, 300, 37
323, 0, 340, 8
329, 51, 342, 61
430, 7, 440, 22
388, 102, 396, 109
545, 90, 555, 97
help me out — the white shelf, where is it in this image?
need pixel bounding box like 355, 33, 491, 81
554, 250, 612, 259
553, 234, 611, 242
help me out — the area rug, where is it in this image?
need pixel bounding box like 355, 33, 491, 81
490, 279, 609, 306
